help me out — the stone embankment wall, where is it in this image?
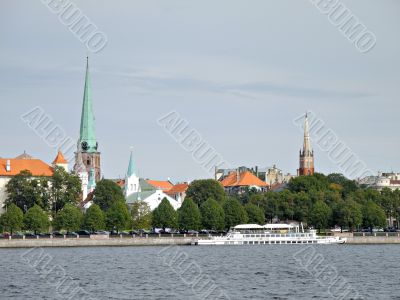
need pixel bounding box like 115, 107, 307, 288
0, 236, 196, 248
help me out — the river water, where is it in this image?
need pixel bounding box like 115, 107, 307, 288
0, 245, 399, 299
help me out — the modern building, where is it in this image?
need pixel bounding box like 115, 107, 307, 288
73, 57, 101, 185
0, 152, 61, 213
298, 113, 314, 176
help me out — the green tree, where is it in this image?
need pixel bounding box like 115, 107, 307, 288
362, 200, 387, 230
83, 204, 105, 233
287, 173, 330, 193
152, 198, 178, 230
178, 198, 201, 230
200, 198, 225, 230
23, 205, 49, 234
50, 166, 82, 214
310, 200, 332, 233
245, 203, 265, 224
5, 170, 43, 212
337, 199, 362, 232
0, 204, 23, 234
186, 179, 226, 206
223, 198, 248, 229
94, 179, 126, 211
106, 201, 131, 233
131, 201, 152, 230
53, 204, 83, 232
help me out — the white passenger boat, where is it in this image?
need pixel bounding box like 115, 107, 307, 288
196, 223, 346, 245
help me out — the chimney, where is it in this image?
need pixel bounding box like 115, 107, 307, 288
236, 168, 240, 182
255, 166, 258, 177
6, 160, 10, 172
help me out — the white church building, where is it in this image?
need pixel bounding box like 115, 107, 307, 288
124, 151, 181, 210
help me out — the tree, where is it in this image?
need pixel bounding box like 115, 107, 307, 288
178, 198, 201, 230
5, 170, 43, 212
106, 201, 131, 233
53, 204, 83, 232
310, 200, 332, 233
362, 200, 387, 230
185, 179, 226, 206
200, 198, 225, 230
152, 198, 178, 230
94, 179, 126, 211
50, 166, 81, 214
223, 198, 248, 229
83, 204, 105, 233
245, 203, 265, 224
0, 204, 23, 234
23, 205, 49, 234
287, 173, 330, 193
131, 201, 152, 230
337, 199, 362, 232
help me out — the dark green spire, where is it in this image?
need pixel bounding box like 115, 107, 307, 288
79, 57, 97, 152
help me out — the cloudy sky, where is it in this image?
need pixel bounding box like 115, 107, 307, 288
0, 0, 399, 182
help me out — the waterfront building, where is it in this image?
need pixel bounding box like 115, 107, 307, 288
297, 113, 314, 176
216, 165, 294, 186
146, 179, 173, 192
74, 57, 101, 183
0, 152, 56, 213
220, 170, 268, 194
358, 172, 400, 191
166, 182, 189, 203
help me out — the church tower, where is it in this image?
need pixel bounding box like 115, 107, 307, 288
74, 57, 101, 182
298, 113, 314, 176
124, 150, 140, 198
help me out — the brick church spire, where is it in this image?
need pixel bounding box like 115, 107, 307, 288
74, 57, 101, 182
298, 113, 314, 176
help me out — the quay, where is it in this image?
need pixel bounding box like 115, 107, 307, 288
1, 233, 400, 248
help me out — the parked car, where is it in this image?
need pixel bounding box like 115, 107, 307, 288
139, 229, 151, 235
199, 230, 209, 234
51, 231, 64, 238
94, 231, 110, 235
38, 233, 52, 238
65, 232, 78, 237
372, 228, 384, 232
11, 233, 24, 239
77, 230, 91, 236
384, 227, 397, 232
24, 233, 37, 238
187, 230, 199, 235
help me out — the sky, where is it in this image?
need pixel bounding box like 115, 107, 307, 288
0, 0, 399, 182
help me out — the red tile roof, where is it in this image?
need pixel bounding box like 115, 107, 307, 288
166, 183, 189, 195
0, 158, 53, 177
146, 180, 173, 191
52, 151, 68, 164
220, 171, 268, 187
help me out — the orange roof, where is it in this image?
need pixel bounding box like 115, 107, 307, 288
166, 183, 189, 195
0, 158, 53, 177
146, 180, 173, 191
52, 151, 68, 164
220, 171, 268, 187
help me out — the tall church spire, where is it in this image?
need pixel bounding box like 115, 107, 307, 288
302, 113, 312, 156
298, 112, 314, 176
79, 56, 97, 153
127, 149, 135, 177
74, 57, 101, 184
